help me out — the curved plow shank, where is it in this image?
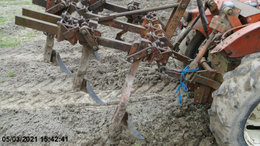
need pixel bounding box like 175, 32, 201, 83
127, 114, 144, 140
56, 52, 73, 75
56, 49, 104, 105
72, 46, 105, 105
94, 51, 100, 61
109, 61, 143, 141
85, 80, 105, 105
113, 61, 139, 123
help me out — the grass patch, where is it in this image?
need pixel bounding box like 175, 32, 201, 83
0, 41, 20, 47
0, 16, 6, 25
19, 32, 37, 38
0, 31, 38, 48
0, 30, 20, 47
7, 70, 15, 77
0, 0, 31, 7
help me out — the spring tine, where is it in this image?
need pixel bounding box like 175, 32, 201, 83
56, 52, 72, 75
127, 115, 145, 140
86, 81, 106, 105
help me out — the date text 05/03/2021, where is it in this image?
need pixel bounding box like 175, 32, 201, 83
1, 136, 68, 143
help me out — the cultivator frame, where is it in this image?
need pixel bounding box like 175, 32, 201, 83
15, 0, 230, 141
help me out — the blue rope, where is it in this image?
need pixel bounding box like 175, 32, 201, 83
175, 65, 199, 104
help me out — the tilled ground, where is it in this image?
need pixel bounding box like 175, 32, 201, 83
0, 0, 216, 145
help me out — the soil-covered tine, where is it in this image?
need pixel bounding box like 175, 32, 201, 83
127, 114, 145, 140
56, 52, 72, 75
94, 51, 100, 61
82, 79, 106, 105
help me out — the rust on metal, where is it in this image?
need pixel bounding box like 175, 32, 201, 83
15, 0, 260, 140
165, 0, 191, 38
98, 3, 179, 22
211, 21, 260, 58
22, 8, 60, 24
15, 16, 58, 35
104, 2, 128, 12
32, 0, 47, 7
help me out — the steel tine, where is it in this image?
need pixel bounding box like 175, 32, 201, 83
86, 81, 106, 105
94, 51, 100, 61
56, 52, 73, 75
127, 114, 145, 140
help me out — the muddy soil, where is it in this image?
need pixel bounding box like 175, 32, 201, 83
0, 0, 216, 145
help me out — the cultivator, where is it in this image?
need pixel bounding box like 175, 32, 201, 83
15, 0, 260, 142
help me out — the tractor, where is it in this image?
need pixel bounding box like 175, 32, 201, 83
15, 0, 260, 145
174, 0, 260, 145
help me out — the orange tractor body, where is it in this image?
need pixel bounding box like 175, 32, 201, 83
184, 0, 260, 59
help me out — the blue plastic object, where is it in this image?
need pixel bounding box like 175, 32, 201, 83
175, 65, 199, 104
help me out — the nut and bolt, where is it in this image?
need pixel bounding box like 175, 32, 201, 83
181, 4, 186, 9
147, 49, 153, 54
223, 7, 233, 15
129, 57, 135, 63
80, 29, 87, 35
93, 46, 98, 51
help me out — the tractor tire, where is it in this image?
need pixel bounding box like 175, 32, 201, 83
209, 53, 260, 146
183, 30, 205, 59
176, 29, 205, 67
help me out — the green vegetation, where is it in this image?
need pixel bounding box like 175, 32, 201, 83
0, 16, 6, 25
0, 0, 41, 48
0, 30, 20, 47
0, 0, 31, 7
0, 29, 38, 47
19, 32, 37, 38
7, 70, 15, 77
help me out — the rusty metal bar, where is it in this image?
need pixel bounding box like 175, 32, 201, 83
189, 32, 215, 69
15, 16, 57, 35
46, 2, 66, 14
88, 0, 106, 11
172, 50, 192, 65
98, 3, 179, 22
191, 73, 221, 89
104, 2, 128, 12
200, 57, 215, 71
15, 15, 132, 52
22, 8, 60, 24
159, 37, 192, 64
85, 12, 147, 34
111, 61, 140, 127
173, 14, 200, 50
32, 0, 47, 7
97, 37, 132, 52
22, 9, 146, 35
100, 20, 146, 35
165, 0, 191, 38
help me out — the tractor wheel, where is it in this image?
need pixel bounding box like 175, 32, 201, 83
176, 29, 205, 67
209, 53, 260, 146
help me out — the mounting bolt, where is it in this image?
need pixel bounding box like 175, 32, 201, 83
223, 6, 233, 15
129, 57, 135, 63
207, 0, 215, 7
181, 4, 186, 9
60, 1, 66, 8
147, 49, 153, 54
80, 28, 87, 35
93, 46, 98, 51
